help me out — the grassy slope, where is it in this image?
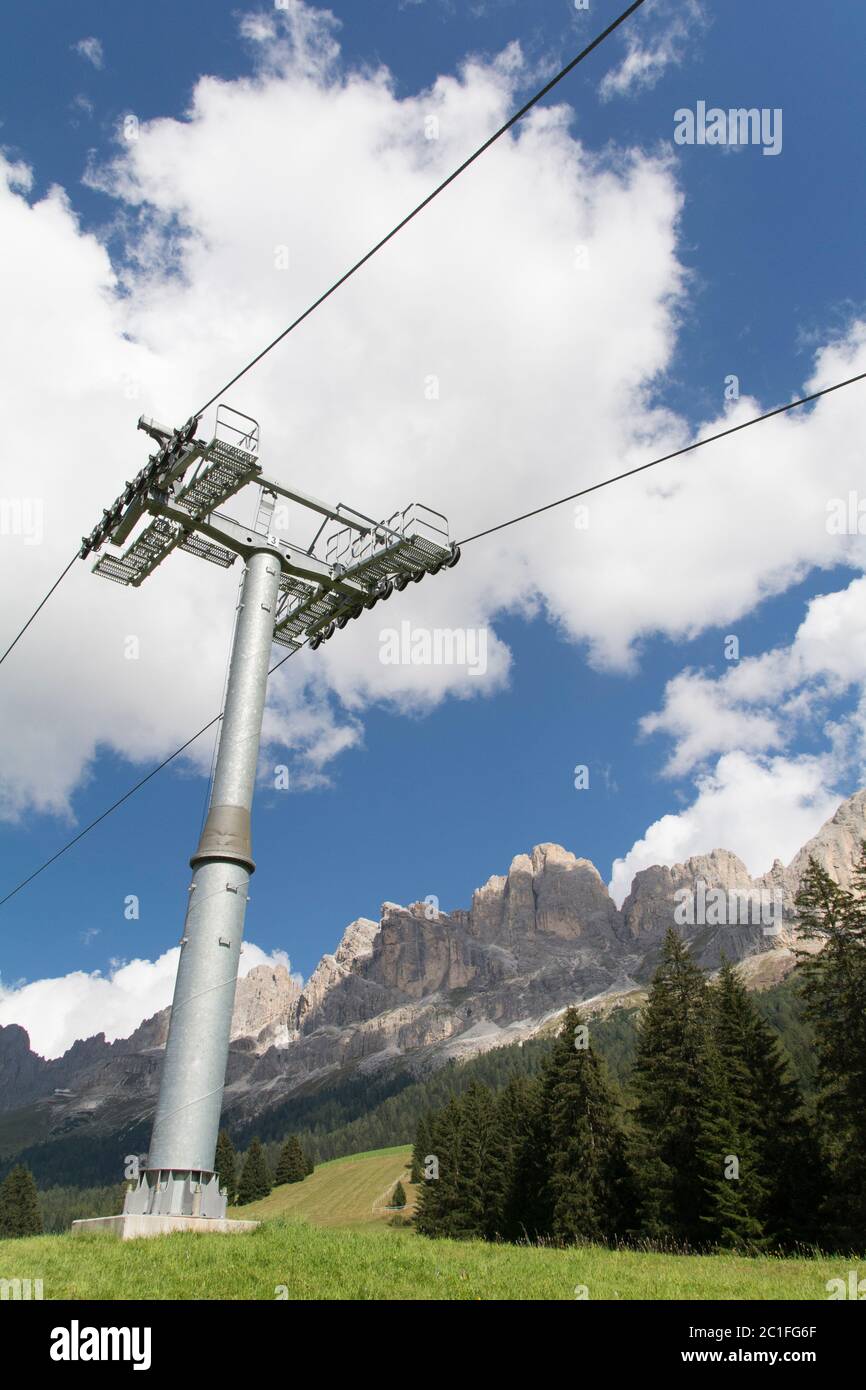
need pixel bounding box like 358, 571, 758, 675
0, 1147, 849, 1301
231, 1146, 415, 1228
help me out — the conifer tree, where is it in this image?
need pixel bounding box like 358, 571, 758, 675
495, 1075, 544, 1240
501, 1074, 550, 1242
415, 1098, 461, 1237
631, 929, 729, 1247
542, 1008, 635, 1245
275, 1135, 307, 1185
415, 1087, 509, 1240
711, 958, 818, 1248
691, 1027, 765, 1250
795, 849, 866, 1247
410, 1113, 433, 1185
0, 1165, 43, 1237
391, 1180, 407, 1209
214, 1129, 238, 1206
455, 1081, 510, 1240
237, 1137, 273, 1204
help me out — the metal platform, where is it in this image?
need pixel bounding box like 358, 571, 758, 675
325, 502, 449, 569
91, 516, 178, 587
272, 504, 455, 650
93, 421, 260, 587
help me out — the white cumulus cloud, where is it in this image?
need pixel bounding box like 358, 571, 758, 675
641, 575, 866, 778
610, 574, 866, 903
0, 941, 292, 1059
1, 0, 863, 853
609, 750, 842, 907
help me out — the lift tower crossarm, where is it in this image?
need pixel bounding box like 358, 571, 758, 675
153, 499, 369, 597
255, 473, 371, 534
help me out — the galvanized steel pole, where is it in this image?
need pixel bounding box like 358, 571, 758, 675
132, 549, 280, 1216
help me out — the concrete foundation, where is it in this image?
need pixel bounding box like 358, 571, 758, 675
71, 1214, 259, 1241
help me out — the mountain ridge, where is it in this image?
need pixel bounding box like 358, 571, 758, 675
1, 789, 863, 1153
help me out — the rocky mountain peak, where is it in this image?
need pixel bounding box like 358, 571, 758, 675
229, 963, 300, 1050
0, 1022, 31, 1054
777, 789, 866, 893
4, 788, 865, 1150
529, 842, 594, 875
294, 917, 380, 1030
333, 917, 380, 969
621, 848, 756, 948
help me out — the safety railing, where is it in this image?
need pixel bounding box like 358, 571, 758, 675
214, 404, 260, 457
325, 501, 449, 568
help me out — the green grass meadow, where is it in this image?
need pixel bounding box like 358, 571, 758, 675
0, 1147, 851, 1300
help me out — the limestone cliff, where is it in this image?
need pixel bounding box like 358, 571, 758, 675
2, 789, 864, 1142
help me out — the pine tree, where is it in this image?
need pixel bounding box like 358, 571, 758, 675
415, 1088, 509, 1241
795, 849, 866, 1247
410, 1113, 433, 1185
237, 1138, 273, 1204
214, 1129, 238, 1206
303, 1146, 315, 1177
415, 1098, 461, 1237
274, 1140, 290, 1186
391, 1181, 407, 1209
495, 1075, 545, 1241
275, 1135, 307, 1186
631, 929, 730, 1247
455, 1081, 510, 1240
0, 1165, 43, 1237
691, 1028, 765, 1250
542, 1008, 635, 1246
711, 958, 818, 1248
501, 1074, 551, 1242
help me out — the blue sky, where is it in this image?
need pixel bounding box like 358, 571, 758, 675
3, 0, 862, 413
0, 0, 864, 1050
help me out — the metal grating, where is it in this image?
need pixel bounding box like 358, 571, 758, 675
92, 438, 258, 586
342, 535, 447, 586
326, 502, 449, 568
91, 555, 139, 585
271, 528, 452, 647
278, 573, 317, 598
93, 516, 181, 587
177, 440, 260, 520
179, 534, 236, 568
